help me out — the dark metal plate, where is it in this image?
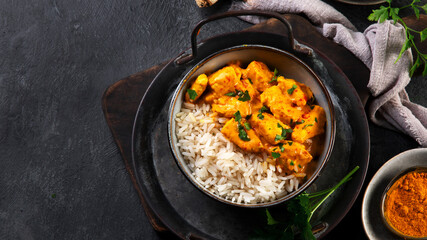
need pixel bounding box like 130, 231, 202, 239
131, 31, 370, 239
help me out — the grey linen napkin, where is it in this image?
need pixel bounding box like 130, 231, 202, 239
232, 0, 427, 147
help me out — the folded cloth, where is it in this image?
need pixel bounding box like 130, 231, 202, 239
232, 0, 427, 147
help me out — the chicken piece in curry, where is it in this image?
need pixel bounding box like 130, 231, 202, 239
184, 61, 326, 175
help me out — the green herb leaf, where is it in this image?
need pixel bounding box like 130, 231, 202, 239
368, 6, 389, 22
248, 78, 253, 84
396, 33, 413, 63
271, 152, 281, 159
276, 124, 292, 141
315, 117, 318, 123
225, 92, 237, 97
234, 111, 242, 122
252, 166, 360, 240
238, 124, 250, 141
290, 161, 294, 166
298, 164, 302, 168
295, 120, 305, 125
288, 141, 293, 146
257, 112, 264, 120
303, 124, 314, 130
244, 122, 251, 130
245, 114, 252, 120
423, 62, 427, 76
187, 89, 198, 100
237, 90, 251, 102
410, 55, 421, 77
368, 3, 427, 77
390, 7, 400, 23
278, 143, 285, 152
420, 28, 427, 42
413, 5, 420, 19
287, 193, 315, 240
259, 105, 269, 113
269, 68, 279, 83
266, 209, 280, 225
287, 84, 298, 95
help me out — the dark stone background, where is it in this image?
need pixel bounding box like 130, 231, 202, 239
0, 0, 425, 239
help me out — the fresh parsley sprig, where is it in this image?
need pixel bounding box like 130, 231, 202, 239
368, 0, 427, 76
251, 166, 360, 240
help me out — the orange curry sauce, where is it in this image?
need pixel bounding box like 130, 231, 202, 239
185, 61, 326, 175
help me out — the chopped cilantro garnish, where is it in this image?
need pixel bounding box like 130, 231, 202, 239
276, 123, 293, 141
237, 90, 251, 102
310, 105, 315, 110
259, 105, 269, 113
225, 90, 250, 102
186, 89, 198, 100
295, 120, 305, 125
290, 161, 294, 166
248, 78, 253, 84
257, 112, 264, 120
271, 152, 281, 159
235, 111, 250, 141
303, 124, 314, 129
225, 92, 237, 97
298, 164, 302, 168
245, 114, 252, 120
315, 117, 318, 123
269, 68, 279, 83
288, 141, 293, 146
278, 143, 285, 152
244, 122, 251, 130
238, 124, 250, 141
287, 84, 298, 95
234, 111, 242, 122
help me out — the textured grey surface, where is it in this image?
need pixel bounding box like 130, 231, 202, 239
0, 0, 426, 239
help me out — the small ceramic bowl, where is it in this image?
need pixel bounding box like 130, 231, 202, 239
168, 45, 336, 207
380, 166, 427, 239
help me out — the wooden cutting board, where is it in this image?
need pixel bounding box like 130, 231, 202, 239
101, 14, 426, 234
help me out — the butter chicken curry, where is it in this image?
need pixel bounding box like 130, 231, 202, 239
185, 61, 326, 174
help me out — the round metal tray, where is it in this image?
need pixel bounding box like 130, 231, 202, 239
131, 31, 370, 239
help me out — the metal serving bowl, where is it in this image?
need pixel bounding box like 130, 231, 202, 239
167, 11, 336, 207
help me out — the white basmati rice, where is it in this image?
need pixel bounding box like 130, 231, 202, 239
175, 103, 301, 204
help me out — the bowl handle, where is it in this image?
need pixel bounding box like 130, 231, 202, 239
175, 10, 311, 65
